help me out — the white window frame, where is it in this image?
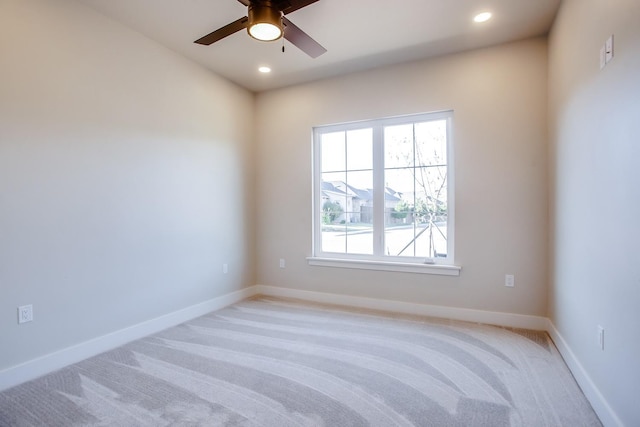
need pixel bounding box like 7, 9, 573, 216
309, 111, 460, 276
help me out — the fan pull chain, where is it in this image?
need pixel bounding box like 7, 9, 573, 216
282, 36, 285, 53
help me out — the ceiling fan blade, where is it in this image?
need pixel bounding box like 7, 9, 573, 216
194, 17, 248, 45
283, 17, 326, 58
236, 0, 250, 6
282, 0, 320, 15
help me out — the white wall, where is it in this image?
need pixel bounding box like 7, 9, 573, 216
548, 0, 640, 425
255, 38, 549, 317
0, 0, 255, 372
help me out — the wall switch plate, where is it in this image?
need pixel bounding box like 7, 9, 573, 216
605, 35, 614, 63
279, 259, 285, 268
597, 325, 605, 350
222, 263, 228, 274
505, 274, 515, 287
601, 35, 614, 69
18, 305, 33, 324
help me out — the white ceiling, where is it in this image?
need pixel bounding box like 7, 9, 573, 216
77, 0, 561, 92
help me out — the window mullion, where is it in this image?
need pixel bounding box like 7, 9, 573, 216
445, 116, 454, 262
372, 125, 385, 256
313, 129, 321, 256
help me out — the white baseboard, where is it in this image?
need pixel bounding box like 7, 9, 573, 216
255, 286, 623, 425
0, 286, 259, 392
1, 283, 620, 427
547, 322, 622, 427
255, 284, 549, 330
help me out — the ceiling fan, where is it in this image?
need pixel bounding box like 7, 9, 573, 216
194, 0, 327, 58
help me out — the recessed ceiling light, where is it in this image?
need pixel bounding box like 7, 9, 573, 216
258, 66, 271, 73
474, 12, 492, 23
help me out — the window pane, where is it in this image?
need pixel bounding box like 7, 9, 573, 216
415, 166, 448, 210
345, 170, 373, 254
384, 124, 414, 168
414, 165, 448, 258
416, 221, 448, 258
346, 170, 373, 196
415, 120, 447, 167
321, 172, 346, 253
384, 168, 415, 204
346, 222, 373, 255
321, 132, 345, 172
346, 128, 373, 171
384, 168, 415, 256
322, 172, 373, 254
321, 226, 346, 253
384, 166, 448, 258
321, 130, 374, 255
321, 172, 347, 222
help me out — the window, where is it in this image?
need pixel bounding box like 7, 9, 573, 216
310, 111, 458, 275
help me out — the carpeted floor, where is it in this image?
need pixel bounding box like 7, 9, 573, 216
0, 297, 601, 426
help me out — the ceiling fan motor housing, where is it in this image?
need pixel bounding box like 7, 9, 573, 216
248, 1, 284, 41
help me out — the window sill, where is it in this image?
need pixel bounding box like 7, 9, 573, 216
306, 257, 461, 276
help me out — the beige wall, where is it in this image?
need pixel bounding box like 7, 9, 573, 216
0, 0, 255, 371
548, 0, 640, 425
255, 38, 549, 316
3, 1, 636, 422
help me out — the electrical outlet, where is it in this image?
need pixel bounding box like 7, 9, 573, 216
279, 258, 285, 268
505, 274, 515, 287
18, 305, 33, 324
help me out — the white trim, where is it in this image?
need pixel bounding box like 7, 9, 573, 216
256, 285, 619, 424
256, 285, 546, 329
445, 113, 455, 261
0, 286, 259, 392
307, 256, 461, 276
372, 123, 384, 256
0, 283, 620, 427
312, 110, 455, 264
547, 321, 623, 427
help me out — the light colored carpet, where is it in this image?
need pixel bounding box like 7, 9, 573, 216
0, 297, 601, 426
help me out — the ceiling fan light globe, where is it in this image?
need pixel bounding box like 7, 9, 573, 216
247, 3, 283, 41
249, 23, 282, 41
